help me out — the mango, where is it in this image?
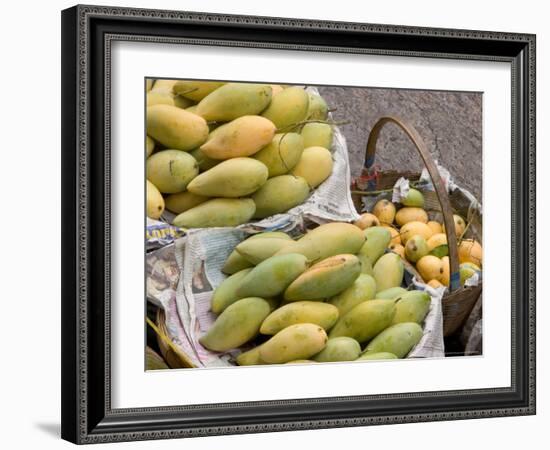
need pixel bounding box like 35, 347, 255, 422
173, 95, 194, 109
284, 254, 361, 301
395, 207, 429, 226
173, 80, 225, 102
196, 83, 272, 121
360, 257, 373, 275
389, 243, 405, 259
236, 237, 294, 265
364, 322, 423, 358
375, 287, 407, 300
400, 221, 433, 244
392, 290, 431, 324
146, 180, 164, 219
373, 253, 404, 292
329, 299, 396, 343
260, 301, 339, 335
401, 188, 425, 207
172, 198, 255, 228
251, 175, 310, 218
383, 225, 401, 245
187, 157, 268, 198
405, 235, 429, 263
373, 199, 396, 225
261, 86, 309, 129
186, 105, 198, 113
427, 233, 447, 252
356, 352, 398, 361
152, 79, 178, 91
300, 122, 333, 149
146, 136, 155, 157
164, 191, 209, 214
189, 148, 220, 172
357, 226, 392, 267
147, 89, 175, 107
440, 256, 451, 286
276, 222, 365, 262
416, 255, 445, 282
259, 323, 328, 364
146, 149, 199, 193
147, 104, 209, 151
254, 133, 304, 177
306, 93, 329, 120
236, 345, 265, 366
237, 253, 308, 298
211, 268, 253, 314
313, 337, 361, 362
290, 146, 333, 188
427, 279, 444, 289
354, 213, 380, 230
442, 214, 466, 237
199, 297, 271, 352
329, 274, 377, 315
270, 85, 285, 96
427, 221, 443, 235
459, 262, 481, 285
458, 239, 483, 266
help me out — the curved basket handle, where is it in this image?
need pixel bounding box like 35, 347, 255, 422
365, 116, 461, 291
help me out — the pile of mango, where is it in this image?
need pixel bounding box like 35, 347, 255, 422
355, 188, 483, 288
199, 222, 433, 365
145, 79, 335, 228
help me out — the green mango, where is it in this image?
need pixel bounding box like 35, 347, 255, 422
373, 253, 404, 292
375, 287, 407, 300
172, 198, 255, 228
301, 122, 333, 149
236, 345, 265, 366
253, 133, 304, 177
173, 95, 195, 109
401, 188, 425, 207
357, 227, 392, 267
328, 299, 396, 343
189, 148, 220, 172
356, 352, 398, 361
211, 268, 253, 314
236, 253, 308, 298
392, 290, 431, 325
313, 337, 361, 362
405, 235, 429, 263
146, 149, 199, 194
199, 297, 272, 352
329, 274, 377, 315
236, 237, 294, 265
164, 191, 209, 214
251, 175, 310, 218
260, 301, 339, 335
306, 92, 328, 120
261, 86, 309, 129
364, 322, 423, 358
259, 323, 328, 364
284, 254, 361, 301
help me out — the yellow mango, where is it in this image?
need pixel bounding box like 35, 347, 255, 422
364, 322, 423, 358
356, 352, 398, 361
236, 237, 294, 265
146, 180, 164, 219
427, 233, 448, 252
270, 84, 284, 96
373, 253, 404, 292
427, 220, 443, 235
373, 199, 396, 225
147, 104, 209, 151
329, 274, 377, 315
254, 133, 304, 177
313, 337, 361, 362
306, 92, 329, 120
146, 149, 199, 193
383, 225, 401, 245
400, 221, 433, 244
200, 115, 276, 160
172, 198, 255, 228
442, 214, 466, 237
284, 254, 361, 301
236, 345, 265, 366
404, 235, 429, 263
153, 79, 178, 91
164, 191, 209, 214
427, 279, 444, 289
329, 299, 397, 344
389, 243, 405, 259
458, 239, 483, 266
146, 136, 155, 157
251, 175, 310, 218
259, 323, 328, 364
440, 256, 450, 286
357, 226, 392, 267
392, 290, 431, 324
354, 213, 380, 230
211, 268, 253, 314
196, 83, 272, 121
187, 157, 268, 198
300, 122, 333, 149
290, 146, 333, 188
173, 80, 225, 102
260, 301, 339, 335
147, 89, 175, 107
416, 255, 445, 282
261, 86, 309, 129
395, 207, 429, 226
199, 297, 272, 352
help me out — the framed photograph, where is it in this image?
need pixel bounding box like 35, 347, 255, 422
61, 4, 536, 444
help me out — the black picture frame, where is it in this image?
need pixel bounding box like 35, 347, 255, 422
61, 4, 536, 444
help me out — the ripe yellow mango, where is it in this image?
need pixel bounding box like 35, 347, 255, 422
373, 199, 396, 225
375, 286, 407, 300
329, 274, 377, 315
356, 352, 398, 361
313, 337, 361, 362
259, 323, 328, 364
237, 253, 308, 298
301, 122, 333, 149
147, 104, 209, 151
284, 254, 361, 301
427, 233, 447, 252
251, 175, 310, 218
189, 148, 220, 172
427, 221, 443, 235
236, 345, 265, 366
306, 93, 329, 120
442, 214, 466, 237
405, 235, 429, 263
354, 213, 380, 230
290, 146, 333, 188
400, 221, 433, 244
164, 191, 209, 214
458, 239, 483, 266
416, 255, 445, 282
236, 237, 294, 265
392, 290, 431, 324
373, 253, 404, 292
146, 136, 155, 157
172, 198, 255, 228
199, 297, 272, 352
364, 322, 423, 358
440, 256, 451, 286
261, 86, 309, 129
147, 89, 175, 107
173, 80, 225, 102
389, 243, 405, 259
357, 226, 392, 267
427, 279, 444, 289
277, 222, 365, 262
211, 268, 253, 314
254, 133, 304, 177
200, 115, 276, 160
383, 225, 401, 245
401, 188, 425, 207
146, 149, 199, 193
146, 180, 164, 219
329, 299, 397, 343
260, 301, 339, 335
196, 83, 272, 121
187, 157, 268, 198
395, 207, 429, 226
270, 85, 285, 96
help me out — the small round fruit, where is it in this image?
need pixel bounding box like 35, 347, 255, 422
389, 243, 405, 259
427, 221, 443, 235
354, 213, 380, 230
395, 207, 429, 226
426, 233, 447, 252
400, 221, 433, 245
146, 180, 164, 219
383, 225, 401, 246
372, 199, 396, 224
416, 255, 444, 282
405, 235, 429, 263
458, 239, 483, 267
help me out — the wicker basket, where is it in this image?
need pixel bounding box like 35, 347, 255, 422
154, 309, 196, 368
352, 116, 482, 336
